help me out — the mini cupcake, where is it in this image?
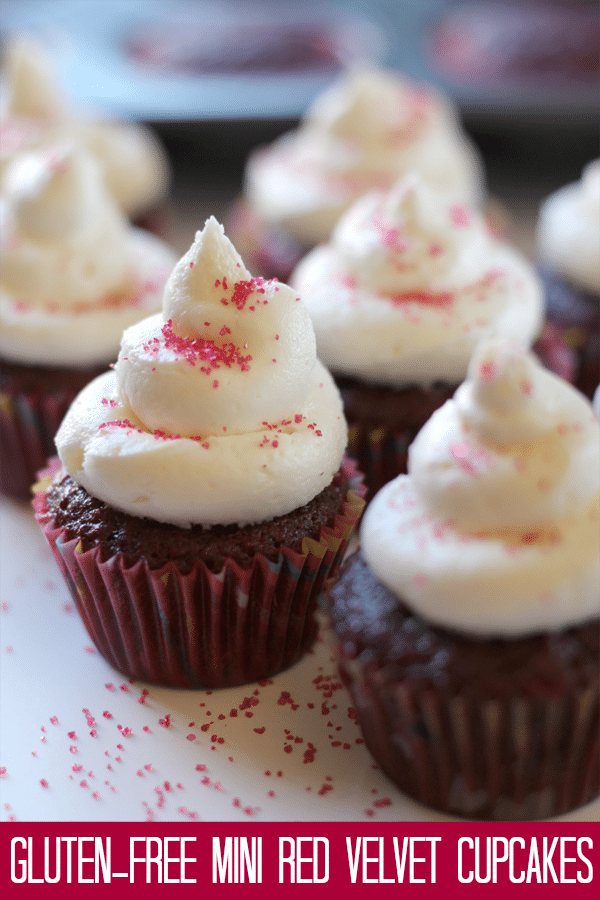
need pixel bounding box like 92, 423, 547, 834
1, 38, 170, 225
229, 64, 486, 281
33, 217, 364, 689
536, 159, 600, 400
292, 175, 547, 496
329, 340, 599, 820
0, 143, 177, 498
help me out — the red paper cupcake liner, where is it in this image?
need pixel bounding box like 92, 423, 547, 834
330, 552, 599, 820
33, 456, 365, 689
338, 654, 599, 820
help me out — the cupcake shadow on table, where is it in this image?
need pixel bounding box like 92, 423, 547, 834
33, 217, 365, 689
328, 339, 599, 821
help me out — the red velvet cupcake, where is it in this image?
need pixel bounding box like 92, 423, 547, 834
34, 217, 364, 688
292, 175, 551, 498
229, 64, 486, 281
329, 341, 599, 819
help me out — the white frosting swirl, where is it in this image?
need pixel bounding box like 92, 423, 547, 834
56, 218, 348, 527
361, 340, 600, 637
536, 159, 600, 295
0, 38, 169, 216
292, 176, 544, 387
0, 143, 176, 366
244, 65, 485, 246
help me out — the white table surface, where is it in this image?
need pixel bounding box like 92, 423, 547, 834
1, 495, 598, 824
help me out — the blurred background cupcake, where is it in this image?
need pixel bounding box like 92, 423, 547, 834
1, 37, 171, 229
329, 339, 599, 820
292, 173, 550, 496
229, 63, 487, 281
0, 142, 176, 498
536, 159, 600, 400
34, 217, 364, 689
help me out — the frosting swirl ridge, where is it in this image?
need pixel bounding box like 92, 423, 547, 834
361, 340, 600, 636
292, 176, 544, 387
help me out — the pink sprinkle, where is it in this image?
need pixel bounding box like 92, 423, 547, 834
449, 204, 471, 227
520, 378, 532, 395
187, 734, 196, 742
479, 360, 497, 380
49, 716, 58, 726
69, 746, 78, 754
40, 779, 49, 788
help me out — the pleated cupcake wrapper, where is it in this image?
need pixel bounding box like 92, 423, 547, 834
339, 655, 599, 821
33, 456, 365, 689
0, 387, 78, 500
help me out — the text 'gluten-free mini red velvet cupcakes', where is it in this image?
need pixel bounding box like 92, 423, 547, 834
329, 340, 599, 820
33, 217, 364, 689
0, 143, 176, 498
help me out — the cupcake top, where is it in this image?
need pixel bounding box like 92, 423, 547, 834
0, 142, 176, 366
56, 217, 348, 527
291, 176, 544, 388
536, 159, 600, 296
243, 65, 485, 247
0, 38, 170, 217
360, 340, 600, 638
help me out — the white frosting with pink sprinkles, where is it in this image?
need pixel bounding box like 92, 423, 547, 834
292, 177, 544, 388
56, 218, 347, 527
1, 38, 170, 217
244, 65, 484, 246
0, 143, 176, 365
361, 340, 600, 636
